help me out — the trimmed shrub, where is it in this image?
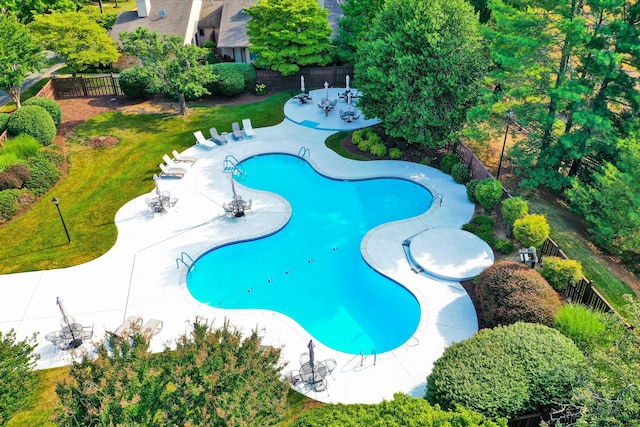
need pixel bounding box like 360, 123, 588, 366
513, 214, 550, 248
475, 260, 562, 328
254, 83, 267, 95
209, 63, 247, 96
0, 113, 10, 133
202, 40, 219, 64
7, 105, 57, 146
474, 178, 502, 212
389, 147, 402, 159
501, 197, 529, 226
426, 322, 584, 419
473, 215, 494, 228
495, 239, 515, 254
0, 172, 22, 190
119, 66, 158, 99
5, 164, 31, 184
463, 215, 495, 246
233, 63, 256, 90
0, 189, 23, 221
540, 256, 583, 291
439, 153, 461, 174
23, 97, 62, 126
555, 303, 608, 350
451, 163, 470, 183
465, 179, 479, 203
24, 154, 61, 196
370, 143, 387, 157
351, 129, 366, 145
2, 134, 41, 159
357, 138, 374, 152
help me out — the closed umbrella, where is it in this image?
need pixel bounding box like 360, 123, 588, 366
57, 297, 82, 348
56, 297, 72, 328
347, 92, 352, 113
307, 339, 315, 369
153, 173, 161, 196
346, 75, 350, 91
301, 75, 305, 93
324, 81, 329, 101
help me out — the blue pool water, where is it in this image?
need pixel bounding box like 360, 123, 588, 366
187, 154, 433, 354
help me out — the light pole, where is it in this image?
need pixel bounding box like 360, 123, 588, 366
496, 109, 514, 179
52, 197, 71, 243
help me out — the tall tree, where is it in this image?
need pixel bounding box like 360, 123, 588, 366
245, 0, 333, 75
0, 14, 43, 109
28, 12, 119, 75
0, 0, 83, 23
0, 329, 38, 425
119, 27, 214, 115
334, 0, 385, 64
355, 0, 488, 147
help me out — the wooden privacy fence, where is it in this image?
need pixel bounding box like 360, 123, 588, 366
50, 74, 122, 98
256, 65, 354, 91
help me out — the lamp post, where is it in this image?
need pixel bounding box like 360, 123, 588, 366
496, 109, 515, 179
52, 197, 71, 243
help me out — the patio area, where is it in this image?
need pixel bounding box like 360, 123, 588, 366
0, 91, 486, 404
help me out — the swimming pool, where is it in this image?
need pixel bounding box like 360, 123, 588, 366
187, 154, 433, 354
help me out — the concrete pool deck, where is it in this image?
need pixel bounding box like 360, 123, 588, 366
0, 89, 489, 405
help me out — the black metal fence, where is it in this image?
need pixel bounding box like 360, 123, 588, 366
256, 65, 354, 91
51, 74, 122, 98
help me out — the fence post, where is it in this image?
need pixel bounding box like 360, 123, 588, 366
110, 73, 119, 96
79, 76, 89, 97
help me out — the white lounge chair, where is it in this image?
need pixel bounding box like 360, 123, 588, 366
159, 163, 186, 179
172, 149, 197, 164
209, 127, 228, 145
231, 122, 244, 140
162, 154, 180, 168
110, 315, 143, 340
242, 118, 256, 137
194, 130, 217, 149
140, 318, 163, 340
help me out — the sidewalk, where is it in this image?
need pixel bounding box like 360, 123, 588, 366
0, 60, 65, 107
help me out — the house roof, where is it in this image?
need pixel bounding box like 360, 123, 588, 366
199, 0, 223, 29
216, 0, 255, 48
111, 0, 198, 45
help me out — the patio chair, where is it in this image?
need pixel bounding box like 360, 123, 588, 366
242, 118, 256, 137
162, 153, 181, 168
159, 163, 186, 179
140, 318, 163, 340
209, 127, 228, 145
313, 378, 328, 393
222, 203, 235, 218
45, 331, 69, 352
231, 122, 244, 140
323, 358, 337, 379
172, 149, 198, 164
243, 199, 252, 215
81, 324, 94, 340
110, 315, 143, 340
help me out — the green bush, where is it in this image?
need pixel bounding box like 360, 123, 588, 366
0, 189, 24, 221
540, 256, 583, 291
0, 153, 19, 170
233, 63, 256, 90
463, 215, 495, 246
119, 66, 158, 99
451, 163, 470, 183
426, 322, 584, 419
0, 113, 10, 133
292, 392, 507, 426
357, 138, 374, 152
475, 260, 562, 328
555, 303, 608, 350
439, 153, 461, 174
202, 41, 219, 64
474, 178, 503, 212
389, 147, 402, 159
370, 143, 387, 157
473, 215, 494, 227
23, 97, 62, 126
7, 105, 57, 146
254, 83, 267, 95
38, 145, 65, 169
501, 197, 529, 226
420, 157, 432, 166
0, 171, 22, 190
2, 134, 41, 159
351, 129, 365, 145
209, 63, 247, 96
495, 239, 515, 254
0, 329, 38, 423
465, 179, 479, 203
24, 154, 61, 196
513, 214, 550, 248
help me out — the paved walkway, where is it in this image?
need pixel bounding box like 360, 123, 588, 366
0, 89, 489, 404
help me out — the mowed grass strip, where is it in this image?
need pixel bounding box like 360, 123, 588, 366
0, 92, 289, 274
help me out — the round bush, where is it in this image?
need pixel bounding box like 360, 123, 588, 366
0, 189, 23, 222
474, 178, 503, 212
370, 143, 387, 157
465, 179, 479, 203
513, 214, 550, 248
501, 197, 529, 226
540, 256, 583, 291
23, 97, 62, 126
439, 153, 461, 174
119, 66, 157, 99
357, 138, 374, 152
209, 63, 246, 96
24, 154, 61, 196
451, 163, 470, 183
7, 105, 57, 146
0, 113, 10, 133
389, 148, 402, 159
426, 322, 584, 419
0, 172, 23, 190
475, 260, 562, 328
351, 129, 366, 145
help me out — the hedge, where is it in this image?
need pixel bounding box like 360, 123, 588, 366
23, 97, 62, 126
7, 105, 57, 146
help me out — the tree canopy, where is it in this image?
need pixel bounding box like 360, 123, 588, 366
56, 319, 289, 426
28, 12, 119, 75
0, 0, 84, 23
0, 14, 43, 109
334, 0, 385, 64
119, 27, 215, 115
0, 329, 38, 424
245, 0, 333, 75
354, 0, 488, 147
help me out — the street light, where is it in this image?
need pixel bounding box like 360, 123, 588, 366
52, 197, 71, 243
496, 109, 515, 179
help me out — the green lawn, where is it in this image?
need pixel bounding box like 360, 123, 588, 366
0, 79, 50, 113
0, 92, 289, 274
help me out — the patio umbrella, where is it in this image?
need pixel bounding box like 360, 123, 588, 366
153, 173, 161, 196
307, 339, 315, 369
300, 75, 305, 93
56, 297, 73, 328
346, 75, 350, 90
324, 81, 329, 101
347, 92, 352, 113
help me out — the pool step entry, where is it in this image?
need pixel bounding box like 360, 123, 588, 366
176, 251, 195, 274
297, 146, 310, 159
432, 192, 443, 208
223, 155, 245, 176
360, 348, 377, 366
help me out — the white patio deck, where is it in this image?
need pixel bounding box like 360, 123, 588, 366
0, 89, 490, 404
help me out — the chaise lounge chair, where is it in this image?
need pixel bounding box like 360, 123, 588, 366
194, 130, 217, 149
210, 127, 228, 145
242, 118, 256, 137
231, 122, 244, 140
159, 163, 186, 179
110, 315, 143, 341
172, 149, 198, 164
140, 318, 163, 340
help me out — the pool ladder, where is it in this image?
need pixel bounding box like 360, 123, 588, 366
432, 192, 443, 207
223, 155, 245, 176
176, 251, 195, 272
360, 348, 377, 366
297, 146, 310, 159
